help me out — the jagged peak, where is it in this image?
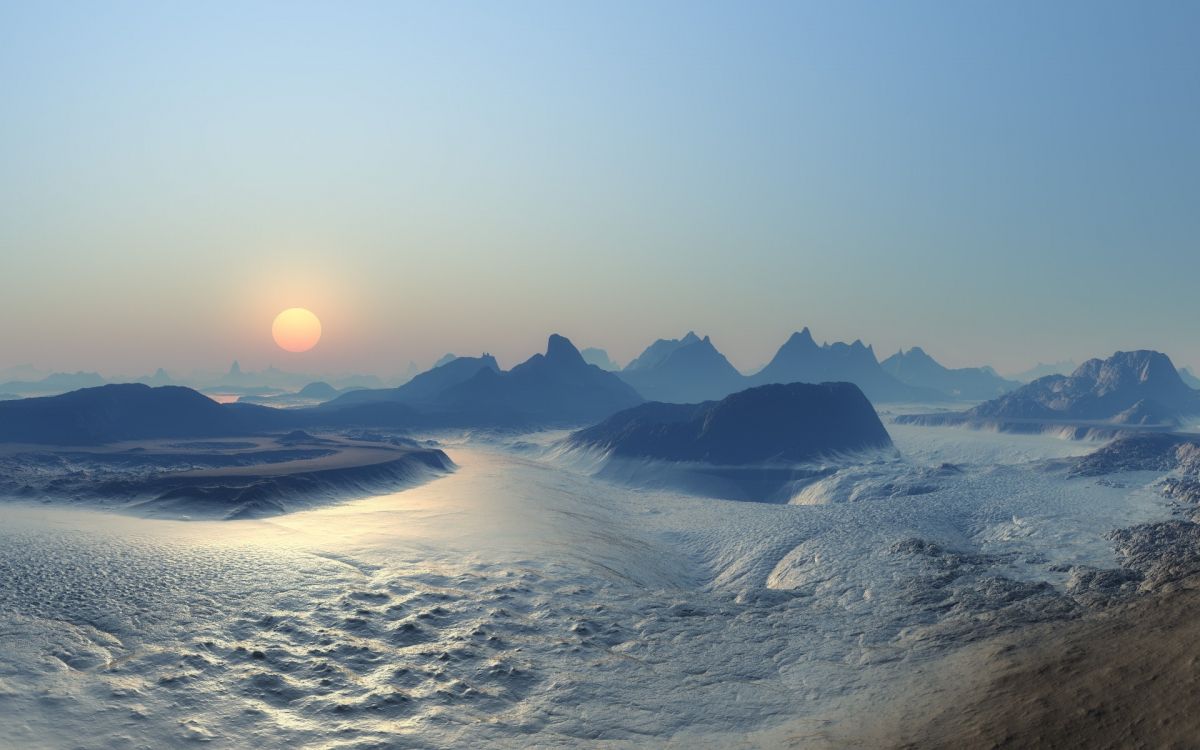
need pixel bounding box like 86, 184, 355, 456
784, 327, 818, 348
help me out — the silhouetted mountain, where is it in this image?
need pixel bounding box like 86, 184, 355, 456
968, 351, 1200, 424
141, 368, 173, 386
432, 335, 642, 425
325, 354, 500, 408
1009, 360, 1076, 383
569, 382, 891, 464
624, 332, 702, 371
433, 353, 458, 368
0, 371, 107, 396
881, 347, 1018, 401
581, 347, 619, 371
1179, 367, 1200, 390
0, 384, 288, 444
618, 334, 745, 403
298, 381, 338, 400
749, 328, 943, 402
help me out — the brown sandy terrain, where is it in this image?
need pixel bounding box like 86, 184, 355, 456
837, 574, 1200, 749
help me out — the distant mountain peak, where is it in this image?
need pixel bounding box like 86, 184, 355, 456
543, 334, 588, 369
580, 347, 619, 371
783, 328, 818, 350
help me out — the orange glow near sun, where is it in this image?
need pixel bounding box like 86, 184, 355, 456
272, 308, 322, 353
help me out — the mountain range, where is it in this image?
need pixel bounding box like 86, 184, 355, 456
898, 351, 1200, 433
320, 335, 643, 427
881, 347, 1018, 400
617, 332, 745, 403
967, 351, 1200, 425
746, 328, 945, 403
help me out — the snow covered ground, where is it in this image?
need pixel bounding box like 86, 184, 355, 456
0, 424, 1178, 748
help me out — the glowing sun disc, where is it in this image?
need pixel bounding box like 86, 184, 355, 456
272, 308, 322, 353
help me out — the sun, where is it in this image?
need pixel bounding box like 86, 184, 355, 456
272, 308, 322, 353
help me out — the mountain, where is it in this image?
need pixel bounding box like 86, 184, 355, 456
881, 347, 1018, 401
321, 335, 641, 426
431, 335, 643, 425
142, 368, 173, 386
0, 371, 107, 396
624, 332, 702, 371
568, 382, 892, 465
433, 353, 458, 368
618, 334, 745, 403
0, 384, 287, 444
967, 351, 1200, 425
749, 328, 943, 402
1179, 367, 1200, 390
325, 354, 501, 408
298, 381, 338, 400
581, 347, 619, 371
1009, 360, 1076, 383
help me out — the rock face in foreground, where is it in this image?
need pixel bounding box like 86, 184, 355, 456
568, 382, 892, 465
968, 350, 1199, 424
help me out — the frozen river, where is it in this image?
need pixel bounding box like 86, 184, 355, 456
0, 425, 1176, 748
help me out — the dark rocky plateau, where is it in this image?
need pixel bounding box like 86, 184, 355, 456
568, 381, 893, 465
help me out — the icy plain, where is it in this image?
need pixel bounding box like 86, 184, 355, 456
0, 423, 1177, 749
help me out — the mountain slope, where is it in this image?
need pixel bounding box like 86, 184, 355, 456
434, 335, 643, 425
881, 347, 1018, 400
749, 328, 943, 402
323, 355, 500, 408
569, 382, 892, 464
581, 347, 619, 371
968, 351, 1200, 424
1179, 367, 1200, 390
0, 384, 288, 444
618, 334, 745, 403
624, 332, 702, 371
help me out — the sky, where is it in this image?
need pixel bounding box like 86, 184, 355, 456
1, 1, 1198, 377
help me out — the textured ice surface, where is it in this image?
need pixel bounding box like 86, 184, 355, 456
0, 426, 1177, 748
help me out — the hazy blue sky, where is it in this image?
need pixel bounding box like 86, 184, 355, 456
1, 1, 1197, 376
